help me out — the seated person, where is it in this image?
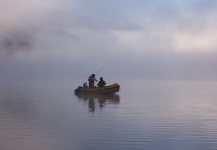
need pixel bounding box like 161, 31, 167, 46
97, 77, 106, 87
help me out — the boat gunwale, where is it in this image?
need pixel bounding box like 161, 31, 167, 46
75, 83, 120, 94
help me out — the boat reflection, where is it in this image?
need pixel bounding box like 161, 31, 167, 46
75, 93, 120, 112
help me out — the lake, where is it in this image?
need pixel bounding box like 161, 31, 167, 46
1, 79, 217, 150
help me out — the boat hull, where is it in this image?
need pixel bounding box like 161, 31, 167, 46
74, 83, 120, 94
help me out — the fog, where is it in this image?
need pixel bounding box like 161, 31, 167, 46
1, 0, 217, 81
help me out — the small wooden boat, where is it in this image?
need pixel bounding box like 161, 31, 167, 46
74, 83, 120, 94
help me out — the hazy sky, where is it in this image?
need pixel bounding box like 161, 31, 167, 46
1, 0, 217, 81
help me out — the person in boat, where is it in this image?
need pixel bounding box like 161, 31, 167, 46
88, 74, 98, 88
97, 77, 106, 87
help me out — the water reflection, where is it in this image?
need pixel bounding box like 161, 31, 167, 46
75, 93, 120, 112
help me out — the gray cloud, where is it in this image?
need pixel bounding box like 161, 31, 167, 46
1, 31, 33, 55
1, 0, 217, 81
42, 9, 142, 31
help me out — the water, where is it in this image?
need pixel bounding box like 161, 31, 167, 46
1, 79, 217, 150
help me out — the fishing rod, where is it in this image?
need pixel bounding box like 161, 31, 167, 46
96, 58, 113, 76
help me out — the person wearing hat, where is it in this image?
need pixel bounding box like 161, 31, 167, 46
88, 74, 98, 88
97, 77, 106, 87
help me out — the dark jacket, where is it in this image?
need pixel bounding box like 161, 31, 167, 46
97, 80, 106, 87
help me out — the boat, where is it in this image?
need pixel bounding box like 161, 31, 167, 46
74, 83, 120, 94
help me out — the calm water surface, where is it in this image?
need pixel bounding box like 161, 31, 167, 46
1, 79, 217, 150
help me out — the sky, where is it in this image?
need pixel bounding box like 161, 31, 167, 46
1, 0, 217, 81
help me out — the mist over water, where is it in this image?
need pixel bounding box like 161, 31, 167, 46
1, 0, 217, 81
1, 0, 217, 149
